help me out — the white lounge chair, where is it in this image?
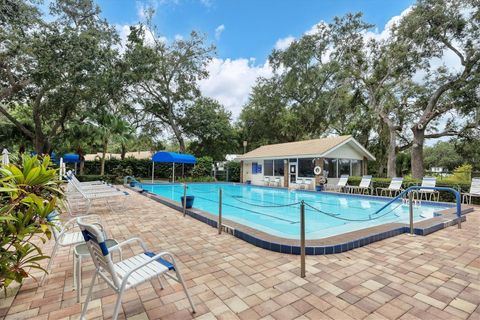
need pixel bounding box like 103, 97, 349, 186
376, 177, 404, 197
66, 170, 106, 185
66, 173, 116, 193
325, 175, 349, 192
69, 182, 129, 214
414, 177, 439, 201
347, 175, 372, 194
462, 178, 480, 204
77, 218, 196, 320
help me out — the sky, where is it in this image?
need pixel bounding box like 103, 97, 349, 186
94, 0, 416, 118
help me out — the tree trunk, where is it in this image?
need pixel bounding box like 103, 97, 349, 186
386, 126, 397, 178
34, 134, 46, 155
121, 143, 126, 160
100, 138, 108, 176
411, 126, 425, 179
171, 124, 186, 153
79, 156, 85, 175
167, 110, 186, 153
76, 147, 85, 175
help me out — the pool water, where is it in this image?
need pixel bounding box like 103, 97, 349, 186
140, 183, 452, 239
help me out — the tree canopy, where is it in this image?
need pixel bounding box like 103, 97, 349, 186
1, 0, 478, 178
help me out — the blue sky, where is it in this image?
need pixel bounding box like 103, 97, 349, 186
91, 0, 416, 118
97, 0, 414, 63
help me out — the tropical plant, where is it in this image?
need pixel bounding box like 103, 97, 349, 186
0, 155, 62, 289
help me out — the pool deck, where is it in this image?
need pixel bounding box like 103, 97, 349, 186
2, 187, 479, 320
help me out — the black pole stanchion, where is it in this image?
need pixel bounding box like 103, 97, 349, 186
183, 183, 187, 217
409, 191, 414, 235
218, 188, 222, 234
300, 200, 306, 278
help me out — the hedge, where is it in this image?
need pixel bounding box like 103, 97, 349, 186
81, 158, 241, 183
83, 158, 193, 180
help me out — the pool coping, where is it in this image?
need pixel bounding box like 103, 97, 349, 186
127, 183, 474, 255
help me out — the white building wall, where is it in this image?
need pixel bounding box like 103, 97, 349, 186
242, 160, 286, 187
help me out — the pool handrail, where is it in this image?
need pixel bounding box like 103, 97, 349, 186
373, 186, 461, 223
124, 176, 140, 186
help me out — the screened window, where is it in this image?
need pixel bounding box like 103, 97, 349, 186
338, 159, 351, 176
274, 159, 285, 176
323, 158, 337, 178
298, 158, 315, 177
264, 160, 273, 176
351, 160, 363, 176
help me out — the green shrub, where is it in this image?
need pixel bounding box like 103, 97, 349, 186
225, 161, 240, 182
191, 156, 213, 178
0, 155, 62, 289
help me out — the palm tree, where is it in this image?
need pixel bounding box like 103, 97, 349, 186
95, 113, 133, 176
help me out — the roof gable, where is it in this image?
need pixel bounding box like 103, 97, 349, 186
238, 136, 375, 161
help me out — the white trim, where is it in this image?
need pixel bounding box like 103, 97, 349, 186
320, 137, 376, 161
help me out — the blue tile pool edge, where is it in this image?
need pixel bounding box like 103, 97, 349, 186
128, 185, 471, 255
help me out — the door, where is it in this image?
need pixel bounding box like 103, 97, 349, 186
289, 163, 297, 184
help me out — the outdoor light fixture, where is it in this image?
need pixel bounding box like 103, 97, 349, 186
243, 140, 248, 154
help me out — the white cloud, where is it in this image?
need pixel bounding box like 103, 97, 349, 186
305, 21, 328, 36
116, 24, 165, 53
174, 34, 184, 41
274, 36, 295, 50
200, 0, 213, 7
199, 58, 273, 118
363, 7, 412, 42
214, 24, 225, 40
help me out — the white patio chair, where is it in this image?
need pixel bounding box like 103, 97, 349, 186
376, 177, 404, 197
77, 218, 195, 320
462, 178, 480, 204
41, 212, 101, 285
263, 177, 270, 186
272, 177, 281, 187
297, 178, 305, 189
414, 177, 440, 201
325, 175, 349, 192
303, 178, 313, 190
346, 175, 373, 194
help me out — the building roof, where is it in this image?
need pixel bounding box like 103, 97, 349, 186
237, 135, 376, 161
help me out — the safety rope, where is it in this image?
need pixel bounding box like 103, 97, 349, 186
303, 200, 405, 222
226, 194, 302, 208
170, 185, 407, 223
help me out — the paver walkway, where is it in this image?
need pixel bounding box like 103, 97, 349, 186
3, 189, 479, 320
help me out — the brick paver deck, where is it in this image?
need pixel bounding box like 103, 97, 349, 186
4, 189, 479, 320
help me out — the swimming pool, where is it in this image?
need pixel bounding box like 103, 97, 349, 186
139, 183, 453, 240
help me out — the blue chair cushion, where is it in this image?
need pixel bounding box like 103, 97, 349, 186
144, 252, 175, 270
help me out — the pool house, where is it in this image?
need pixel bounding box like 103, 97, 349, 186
238, 135, 376, 189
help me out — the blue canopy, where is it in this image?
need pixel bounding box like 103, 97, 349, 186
63, 153, 80, 163
151, 151, 196, 164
